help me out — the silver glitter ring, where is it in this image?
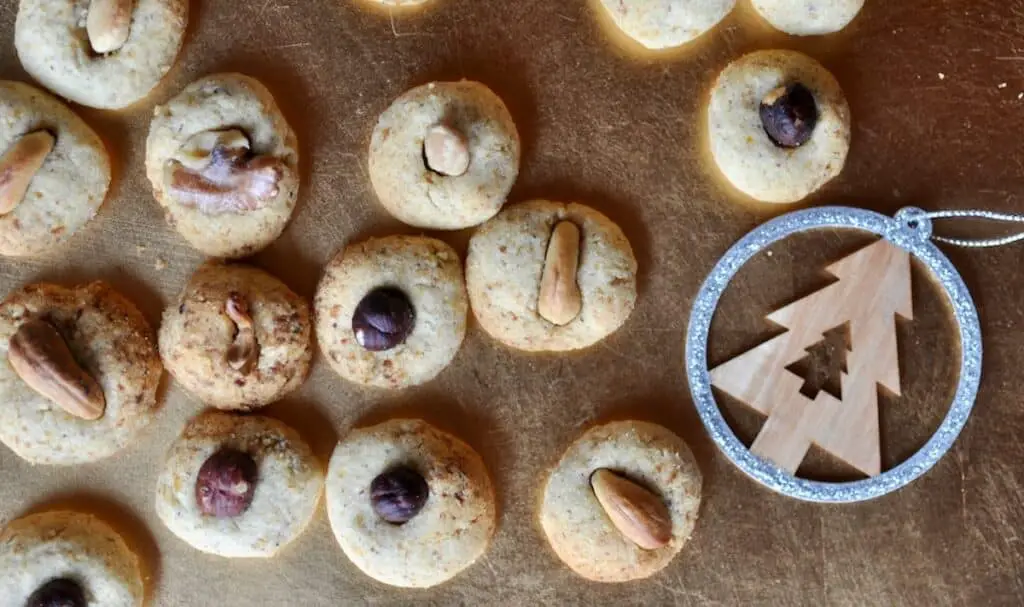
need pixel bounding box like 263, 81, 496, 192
685, 206, 981, 503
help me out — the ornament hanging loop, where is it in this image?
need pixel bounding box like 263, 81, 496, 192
900, 207, 1024, 248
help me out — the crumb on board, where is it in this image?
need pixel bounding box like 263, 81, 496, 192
938, 72, 945, 80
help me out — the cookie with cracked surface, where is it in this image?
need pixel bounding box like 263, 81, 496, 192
159, 261, 312, 411
369, 81, 520, 230
466, 200, 637, 352
707, 50, 851, 204
145, 73, 300, 258
0, 281, 162, 465
752, 0, 864, 35
16, 0, 187, 109
326, 418, 496, 588
154, 410, 324, 558
595, 0, 736, 50
314, 235, 468, 389
540, 421, 702, 582
0, 81, 110, 257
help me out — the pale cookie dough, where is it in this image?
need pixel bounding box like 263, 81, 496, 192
145, 73, 300, 258
159, 261, 312, 411
466, 200, 637, 352
155, 410, 324, 558
369, 81, 520, 230
708, 50, 851, 204
314, 235, 468, 389
326, 419, 496, 588
540, 421, 702, 582
0, 81, 110, 257
0, 511, 144, 606
16, 0, 188, 109
0, 282, 162, 465
752, 0, 864, 36
595, 0, 736, 50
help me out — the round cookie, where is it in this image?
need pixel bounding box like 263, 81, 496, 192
466, 200, 637, 352
0, 511, 144, 605
752, 0, 864, 36
155, 410, 323, 558
595, 0, 736, 50
326, 419, 496, 588
707, 50, 851, 204
159, 261, 312, 411
314, 235, 467, 389
16, 0, 187, 109
540, 421, 702, 582
369, 81, 520, 230
0, 81, 110, 257
145, 73, 300, 258
0, 282, 162, 465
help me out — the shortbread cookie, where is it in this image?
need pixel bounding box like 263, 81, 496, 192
145, 73, 300, 258
0, 282, 162, 465
155, 411, 323, 558
540, 421, 702, 582
466, 200, 637, 352
708, 50, 851, 204
595, 0, 736, 50
314, 235, 467, 389
159, 261, 312, 411
0, 81, 110, 257
16, 0, 187, 109
369, 81, 520, 230
0, 511, 144, 606
326, 419, 496, 588
752, 0, 864, 35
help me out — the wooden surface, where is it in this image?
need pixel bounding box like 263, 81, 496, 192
1, 0, 1024, 605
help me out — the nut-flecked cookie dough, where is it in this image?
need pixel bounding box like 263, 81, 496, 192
155, 410, 324, 558
0, 81, 110, 257
0, 511, 144, 606
595, 0, 736, 50
369, 81, 520, 230
540, 421, 702, 582
0, 282, 162, 465
707, 50, 851, 204
466, 200, 637, 352
159, 261, 312, 411
326, 419, 496, 588
145, 73, 300, 258
16, 0, 188, 109
314, 235, 468, 389
752, 0, 864, 36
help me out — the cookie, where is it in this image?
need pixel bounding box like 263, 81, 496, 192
707, 50, 851, 204
314, 235, 468, 389
595, 0, 736, 50
752, 0, 864, 35
466, 200, 637, 352
0, 510, 143, 606
159, 261, 312, 411
16, 0, 187, 109
145, 73, 300, 258
540, 421, 702, 582
325, 419, 496, 588
155, 410, 324, 558
369, 81, 520, 230
0, 81, 111, 257
0, 282, 162, 465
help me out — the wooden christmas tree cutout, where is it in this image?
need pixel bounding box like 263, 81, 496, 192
710, 239, 913, 477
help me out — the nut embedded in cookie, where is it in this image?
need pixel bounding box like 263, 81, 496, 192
0, 130, 55, 215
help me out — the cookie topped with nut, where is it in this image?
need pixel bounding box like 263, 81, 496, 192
145, 73, 300, 258
0, 281, 162, 465
16, 0, 188, 109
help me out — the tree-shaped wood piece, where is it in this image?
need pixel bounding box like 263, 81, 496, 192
710, 239, 913, 477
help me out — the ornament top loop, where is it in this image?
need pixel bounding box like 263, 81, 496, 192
893, 207, 934, 242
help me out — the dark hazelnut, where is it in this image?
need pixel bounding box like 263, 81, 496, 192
352, 288, 415, 352
759, 82, 819, 148
370, 466, 429, 524
195, 448, 258, 518
27, 578, 86, 607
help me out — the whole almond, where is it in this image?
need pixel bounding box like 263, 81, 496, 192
0, 130, 55, 215
423, 123, 470, 177
537, 220, 582, 325
590, 468, 672, 550
87, 0, 133, 54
